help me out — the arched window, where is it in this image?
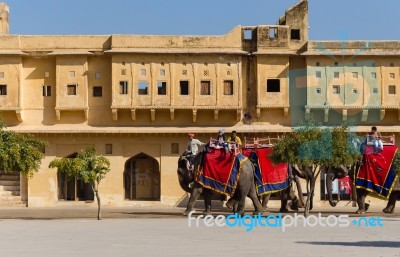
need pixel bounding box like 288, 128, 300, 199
124, 153, 160, 201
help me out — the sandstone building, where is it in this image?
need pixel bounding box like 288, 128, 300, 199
0, 0, 397, 208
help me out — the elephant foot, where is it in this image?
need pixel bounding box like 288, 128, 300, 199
355, 209, 366, 214
290, 200, 299, 211
225, 199, 234, 210
383, 206, 395, 214
253, 209, 264, 215
183, 209, 192, 216
279, 207, 289, 213
202, 210, 212, 215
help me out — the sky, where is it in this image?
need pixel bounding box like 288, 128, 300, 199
3, 0, 400, 40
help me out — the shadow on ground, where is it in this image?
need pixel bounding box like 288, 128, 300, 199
296, 241, 400, 248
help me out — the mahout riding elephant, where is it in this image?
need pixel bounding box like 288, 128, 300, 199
177, 152, 263, 216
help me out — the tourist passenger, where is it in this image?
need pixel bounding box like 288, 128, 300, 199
216, 129, 228, 152
369, 126, 383, 154
227, 130, 242, 149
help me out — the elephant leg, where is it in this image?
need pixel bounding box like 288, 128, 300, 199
183, 186, 202, 215
261, 193, 271, 210
288, 186, 299, 211
383, 191, 400, 213
279, 187, 290, 213
294, 176, 305, 208
248, 183, 263, 215
203, 189, 212, 215
356, 189, 368, 214
226, 197, 236, 210
236, 184, 251, 216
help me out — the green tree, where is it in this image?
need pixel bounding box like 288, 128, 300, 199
49, 147, 110, 220
270, 118, 361, 216
0, 123, 46, 177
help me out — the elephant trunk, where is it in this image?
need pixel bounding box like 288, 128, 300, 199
177, 168, 193, 193
326, 171, 337, 207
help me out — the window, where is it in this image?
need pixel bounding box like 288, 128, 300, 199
316, 62, 320, 67
160, 69, 166, 77
352, 72, 358, 78
138, 81, 149, 95
182, 69, 188, 76
352, 88, 358, 94
203, 70, 209, 77
290, 29, 300, 40
69, 71, 75, 78
42, 85, 51, 97
95, 72, 101, 79
266, 79, 280, 92
244, 29, 252, 40
171, 143, 179, 154
227, 70, 232, 76
333, 85, 340, 94
157, 81, 167, 95
316, 88, 321, 94
119, 81, 128, 95
315, 71, 322, 78
44, 72, 49, 78
105, 144, 112, 155
390, 73, 395, 79
333, 72, 339, 78
0, 85, 7, 95
373, 88, 379, 94
371, 72, 377, 79
140, 69, 146, 77
121, 69, 127, 75
66, 84, 77, 95
180, 81, 189, 95
200, 81, 211, 95
223, 80, 234, 95
269, 27, 277, 39
93, 86, 102, 97
389, 85, 396, 94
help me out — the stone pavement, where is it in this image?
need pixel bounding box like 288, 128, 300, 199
0, 206, 399, 257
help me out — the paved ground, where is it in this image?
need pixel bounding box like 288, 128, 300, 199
0, 206, 399, 257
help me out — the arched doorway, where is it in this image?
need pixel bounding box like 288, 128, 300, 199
124, 153, 160, 201
57, 153, 94, 201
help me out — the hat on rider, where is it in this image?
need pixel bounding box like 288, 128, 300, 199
219, 129, 225, 134
188, 133, 195, 138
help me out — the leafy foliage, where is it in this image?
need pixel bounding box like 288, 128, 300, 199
392, 151, 400, 176
49, 147, 110, 220
0, 121, 46, 177
49, 147, 110, 185
270, 118, 361, 167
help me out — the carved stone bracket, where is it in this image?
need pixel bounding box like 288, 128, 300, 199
256, 108, 261, 119
214, 109, 219, 120
56, 110, 61, 121
283, 107, 289, 117
342, 109, 348, 121
236, 109, 241, 121
131, 109, 136, 121
170, 109, 175, 120
112, 109, 118, 121
15, 110, 22, 122
380, 109, 386, 121
305, 108, 310, 119
324, 108, 329, 122
150, 109, 156, 122
84, 109, 88, 120
192, 109, 197, 123
361, 109, 369, 122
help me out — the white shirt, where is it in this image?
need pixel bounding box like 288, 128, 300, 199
186, 139, 205, 155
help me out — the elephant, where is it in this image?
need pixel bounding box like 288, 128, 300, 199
325, 165, 400, 214
177, 152, 264, 216
259, 164, 307, 212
